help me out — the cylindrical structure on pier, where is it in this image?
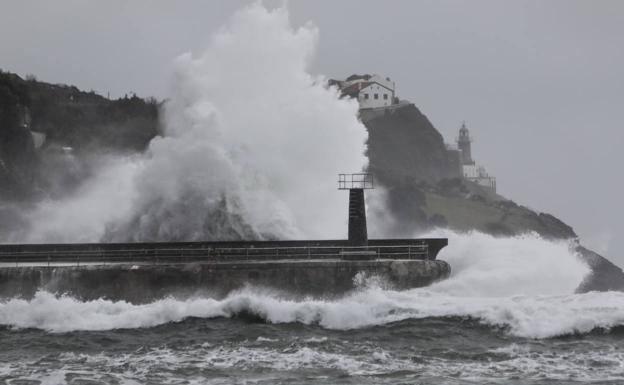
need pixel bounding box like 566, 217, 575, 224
339, 173, 373, 247
348, 188, 367, 246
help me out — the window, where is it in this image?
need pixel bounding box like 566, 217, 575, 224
374, 93, 379, 99
383, 94, 388, 100
364, 93, 369, 99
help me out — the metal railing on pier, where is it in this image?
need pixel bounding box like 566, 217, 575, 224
0, 243, 430, 267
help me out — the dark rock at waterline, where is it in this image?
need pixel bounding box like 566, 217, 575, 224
577, 246, 624, 292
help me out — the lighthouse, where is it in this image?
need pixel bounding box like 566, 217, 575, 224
456, 121, 497, 193
457, 121, 474, 165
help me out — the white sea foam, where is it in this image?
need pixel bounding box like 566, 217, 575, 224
0, 232, 608, 338
3, 287, 623, 339
427, 230, 589, 297
3, 340, 624, 383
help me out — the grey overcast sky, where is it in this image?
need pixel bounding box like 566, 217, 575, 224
1, 0, 622, 265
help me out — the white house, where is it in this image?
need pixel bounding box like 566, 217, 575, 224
333, 74, 396, 109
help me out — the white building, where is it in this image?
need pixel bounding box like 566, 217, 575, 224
462, 164, 497, 192
332, 74, 396, 109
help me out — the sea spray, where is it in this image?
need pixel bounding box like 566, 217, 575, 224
6, 3, 367, 243
16, 156, 143, 243
426, 230, 589, 297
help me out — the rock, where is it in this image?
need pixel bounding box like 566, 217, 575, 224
576, 246, 624, 292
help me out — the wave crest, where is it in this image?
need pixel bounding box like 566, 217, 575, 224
2, 287, 624, 338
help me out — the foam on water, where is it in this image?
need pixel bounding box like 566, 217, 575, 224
3, 338, 624, 383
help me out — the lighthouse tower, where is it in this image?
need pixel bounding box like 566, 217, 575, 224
457, 121, 474, 165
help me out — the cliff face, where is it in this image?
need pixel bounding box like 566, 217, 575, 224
0, 125, 38, 199
0, 70, 159, 201
363, 102, 624, 292
0, 72, 37, 199
364, 104, 459, 185
26, 81, 159, 151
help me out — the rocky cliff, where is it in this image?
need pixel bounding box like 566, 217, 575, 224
364, 103, 459, 185
363, 102, 624, 292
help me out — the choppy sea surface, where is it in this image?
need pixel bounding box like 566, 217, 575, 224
2, 232, 623, 384
2, 289, 624, 385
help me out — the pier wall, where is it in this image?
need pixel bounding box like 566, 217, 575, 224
0, 259, 450, 302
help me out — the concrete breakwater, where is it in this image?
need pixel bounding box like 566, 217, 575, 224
0, 239, 450, 302
0, 259, 450, 303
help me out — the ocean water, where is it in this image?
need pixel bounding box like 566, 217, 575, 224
1, 232, 624, 384
2, 289, 624, 385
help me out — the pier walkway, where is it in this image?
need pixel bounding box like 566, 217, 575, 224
0, 239, 447, 267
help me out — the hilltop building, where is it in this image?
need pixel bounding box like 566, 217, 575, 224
330, 74, 396, 109
455, 122, 496, 193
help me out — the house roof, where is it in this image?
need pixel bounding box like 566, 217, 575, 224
340, 81, 372, 97
345, 74, 372, 82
